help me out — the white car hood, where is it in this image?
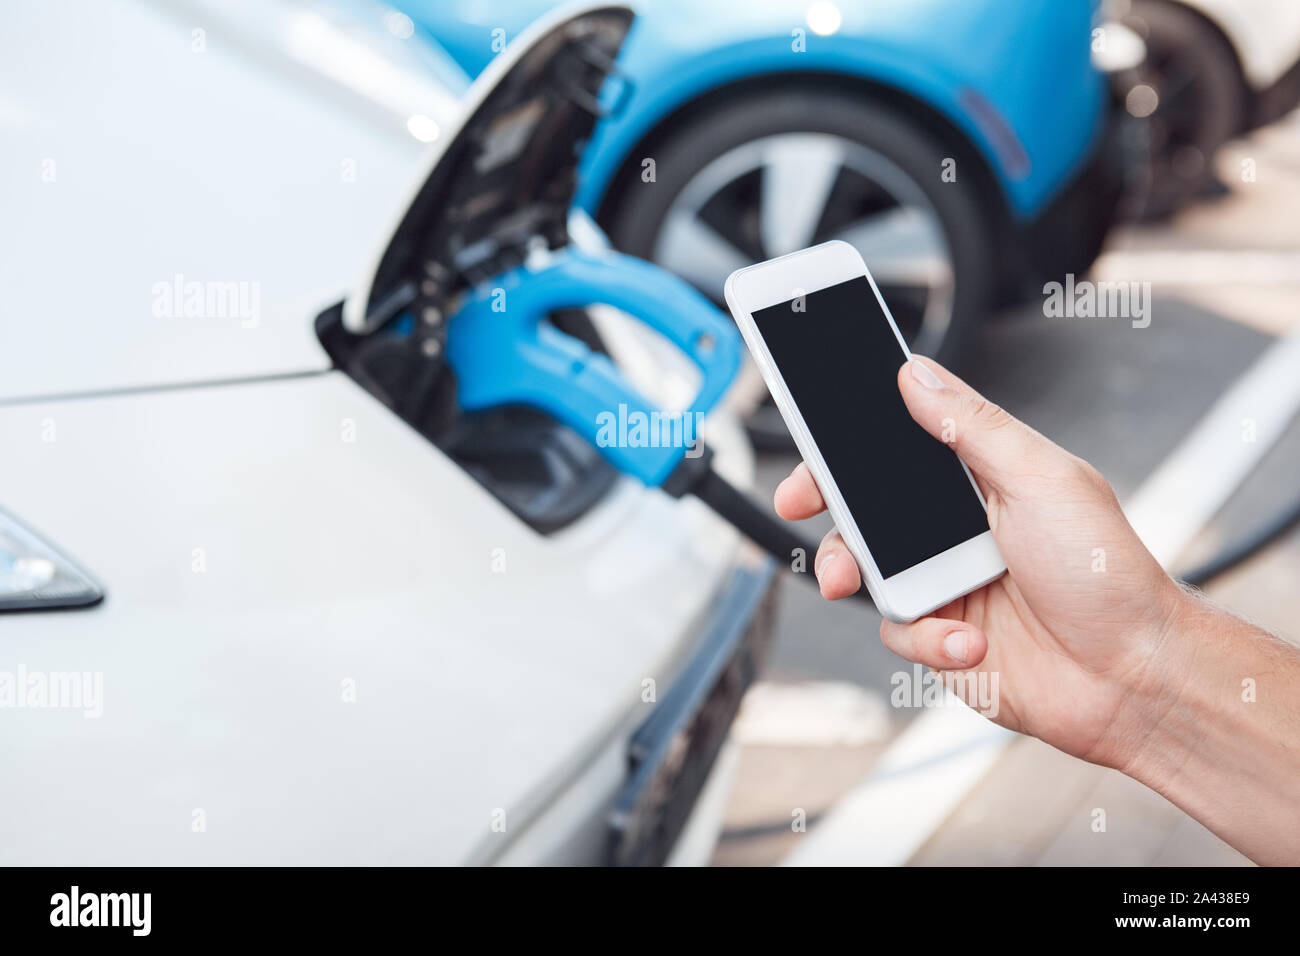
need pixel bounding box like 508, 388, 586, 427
0, 0, 458, 402
0, 372, 750, 864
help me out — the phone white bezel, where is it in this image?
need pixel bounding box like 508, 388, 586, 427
724, 240, 1005, 623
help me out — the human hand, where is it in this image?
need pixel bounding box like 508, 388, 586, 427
773, 356, 1186, 769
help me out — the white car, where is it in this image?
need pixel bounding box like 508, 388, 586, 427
1115, 0, 1300, 215
0, 0, 772, 865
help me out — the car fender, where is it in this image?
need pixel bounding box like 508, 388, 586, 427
576, 2, 1106, 221
402, 0, 1108, 220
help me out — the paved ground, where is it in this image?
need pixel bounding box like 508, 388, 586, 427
713, 111, 1300, 866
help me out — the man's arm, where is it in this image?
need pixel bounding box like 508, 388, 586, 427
1116, 593, 1300, 866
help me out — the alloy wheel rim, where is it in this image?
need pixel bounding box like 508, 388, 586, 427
651, 132, 956, 353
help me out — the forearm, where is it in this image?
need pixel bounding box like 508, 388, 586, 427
1120, 593, 1300, 865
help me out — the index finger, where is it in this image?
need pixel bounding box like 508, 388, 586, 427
774, 462, 827, 521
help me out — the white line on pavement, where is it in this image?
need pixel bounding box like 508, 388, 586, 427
1092, 249, 1300, 286
1125, 321, 1300, 566
782, 694, 1013, 867
730, 681, 892, 748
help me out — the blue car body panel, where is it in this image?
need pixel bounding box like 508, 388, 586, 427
397, 0, 1106, 220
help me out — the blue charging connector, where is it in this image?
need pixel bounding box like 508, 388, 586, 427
447, 247, 742, 488
444, 243, 868, 604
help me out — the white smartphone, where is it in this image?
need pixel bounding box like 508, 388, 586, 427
724, 240, 1005, 623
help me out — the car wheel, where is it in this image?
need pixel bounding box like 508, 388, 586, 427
1121, 0, 1245, 220
603, 90, 994, 444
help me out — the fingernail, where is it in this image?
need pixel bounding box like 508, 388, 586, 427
815, 552, 837, 580
943, 630, 968, 664
909, 360, 945, 390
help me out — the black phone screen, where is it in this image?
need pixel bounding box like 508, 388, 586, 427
752, 276, 989, 578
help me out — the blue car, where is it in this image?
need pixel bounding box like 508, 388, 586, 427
394, 0, 1124, 370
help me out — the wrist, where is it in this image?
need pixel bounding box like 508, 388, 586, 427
1101, 587, 1300, 864
1098, 581, 1204, 778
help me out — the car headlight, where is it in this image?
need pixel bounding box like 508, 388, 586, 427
0, 510, 103, 611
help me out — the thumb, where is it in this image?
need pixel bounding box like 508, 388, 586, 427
897, 356, 1051, 495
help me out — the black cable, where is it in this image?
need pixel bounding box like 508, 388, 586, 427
694, 453, 1300, 604
692, 467, 812, 567
665, 451, 872, 606
1178, 491, 1300, 588
671, 442, 1300, 605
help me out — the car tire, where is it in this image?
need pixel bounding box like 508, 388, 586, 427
602, 89, 996, 372
1122, 0, 1246, 220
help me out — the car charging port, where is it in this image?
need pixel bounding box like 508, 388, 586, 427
316, 9, 637, 533
316, 300, 619, 533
